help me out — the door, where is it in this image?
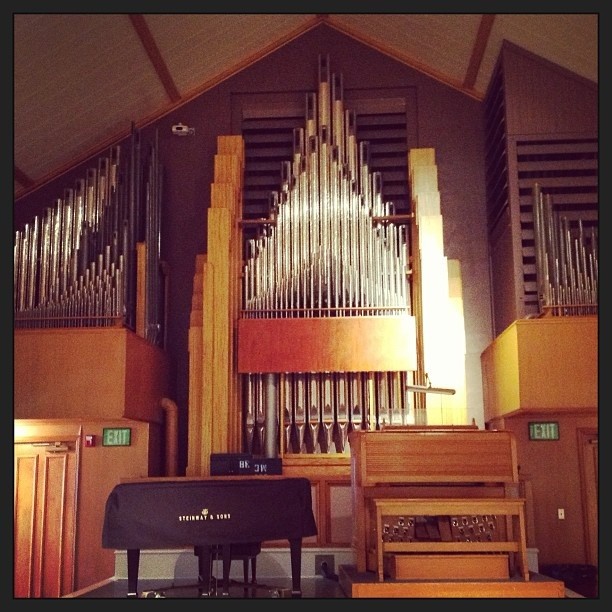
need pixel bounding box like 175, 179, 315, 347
578, 428, 598, 566
14, 440, 78, 597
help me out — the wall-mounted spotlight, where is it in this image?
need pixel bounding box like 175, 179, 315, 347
172, 123, 195, 136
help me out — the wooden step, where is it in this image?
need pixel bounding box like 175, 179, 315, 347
385, 553, 509, 580
338, 565, 565, 598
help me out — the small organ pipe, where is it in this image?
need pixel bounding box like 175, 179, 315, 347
531, 183, 597, 316
14, 129, 164, 340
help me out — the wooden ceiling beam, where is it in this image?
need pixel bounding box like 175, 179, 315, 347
15, 166, 34, 189
463, 14, 496, 91
129, 14, 182, 103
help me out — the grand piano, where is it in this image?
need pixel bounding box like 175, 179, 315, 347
102, 476, 317, 597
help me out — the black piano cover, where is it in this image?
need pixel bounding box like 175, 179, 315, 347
102, 477, 317, 549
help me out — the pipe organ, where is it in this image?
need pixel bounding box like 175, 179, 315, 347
532, 183, 598, 317
189, 53, 468, 475
13, 125, 165, 347
228, 56, 463, 456
239, 55, 417, 456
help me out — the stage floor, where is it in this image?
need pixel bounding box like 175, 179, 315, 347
63, 568, 583, 599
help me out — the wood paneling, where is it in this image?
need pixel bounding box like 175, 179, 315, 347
14, 328, 170, 422
187, 136, 244, 476
237, 316, 416, 373
15, 418, 161, 595
481, 316, 598, 420
486, 413, 598, 567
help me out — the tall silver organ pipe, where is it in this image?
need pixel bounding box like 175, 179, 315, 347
532, 183, 598, 317
14, 125, 165, 347
241, 55, 413, 455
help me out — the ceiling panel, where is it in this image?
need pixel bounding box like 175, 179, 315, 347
146, 14, 316, 95
330, 14, 483, 88
14, 14, 168, 183
13, 13, 598, 202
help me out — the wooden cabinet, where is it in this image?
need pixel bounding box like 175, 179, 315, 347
481, 316, 597, 420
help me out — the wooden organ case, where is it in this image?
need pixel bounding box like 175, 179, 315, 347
181, 56, 563, 596
187, 54, 466, 474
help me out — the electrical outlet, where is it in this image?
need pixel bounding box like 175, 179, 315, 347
315, 554, 335, 577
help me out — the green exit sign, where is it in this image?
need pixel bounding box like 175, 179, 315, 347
528, 422, 559, 441
102, 427, 132, 446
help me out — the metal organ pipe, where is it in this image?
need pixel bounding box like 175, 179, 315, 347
14, 128, 165, 346
264, 373, 279, 458
532, 183, 598, 316
241, 55, 413, 455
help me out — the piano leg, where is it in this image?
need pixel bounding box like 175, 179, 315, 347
288, 538, 303, 598
126, 549, 140, 598
195, 545, 212, 596
221, 544, 232, 595
195, 544, 231, 596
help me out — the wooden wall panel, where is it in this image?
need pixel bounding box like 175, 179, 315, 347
14, 453, 37, 597
237, 316, 416, 373
488, 413, 598, 566
14, 417, 160, 595
14, 328, 170, 423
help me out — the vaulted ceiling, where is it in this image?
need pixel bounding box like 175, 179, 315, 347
13, 13, 598, 202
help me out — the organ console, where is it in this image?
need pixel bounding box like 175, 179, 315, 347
340, 427, 569, 597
